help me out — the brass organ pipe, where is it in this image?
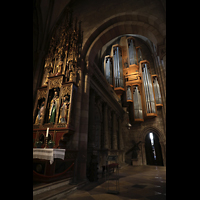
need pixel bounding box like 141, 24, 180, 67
119, 55, 123, 87
142, 65, 149, 113
156, 78, 162, 104
145, 65, 151, 113
146, 68, 152, 112
114, 49, 118, 87
138, 88, 143, 119
147, 69, 155, 113
136, 87, 140, 119
135, 86, 139, 119
143, 65, 151, 113
118, 51, 122, 87
136, 87, 139, 118
145, 66, 152, 113
155, 77, 160, 104
130, 40, 134, 65
153, 78, 158, 103
116, 47, 119, 87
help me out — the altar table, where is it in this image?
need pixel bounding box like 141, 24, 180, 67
33, 148, 66, 164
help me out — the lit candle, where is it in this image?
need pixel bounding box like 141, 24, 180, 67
46, 127, 49, 137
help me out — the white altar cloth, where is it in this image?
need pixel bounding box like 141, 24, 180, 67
33, 149, 66, 164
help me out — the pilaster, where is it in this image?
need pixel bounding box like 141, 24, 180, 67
103, 103, 109, 149
118, 117, 124, 150
112, 112, 118, 150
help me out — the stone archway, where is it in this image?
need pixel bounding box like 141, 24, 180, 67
139, 126, 166, 166
83, 12, 165, 66
145, 132, 163, 166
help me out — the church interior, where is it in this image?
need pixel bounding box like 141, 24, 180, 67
33, 0, 166, 199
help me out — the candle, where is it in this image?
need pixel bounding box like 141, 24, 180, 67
46, 127, 49, 137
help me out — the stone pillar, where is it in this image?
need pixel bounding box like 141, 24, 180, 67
103, 103, 109, 149
118, 118, 124, 150
112, 112, 118, 150
77, 71, 90, 180
141, 142, 146, 165
160, 141, 166, 166
88, 89, 96, 149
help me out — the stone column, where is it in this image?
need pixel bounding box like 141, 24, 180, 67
118, 118, 124, 150
160, 141, 166, 166
103, 103, 109, 149
141, 142, 146, 165
77, 71, 90, 180
88, 89, 96, 149
112, 112, 118, 150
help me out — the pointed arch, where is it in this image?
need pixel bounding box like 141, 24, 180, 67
140, 126, 166, 143
83, 12, 165, 66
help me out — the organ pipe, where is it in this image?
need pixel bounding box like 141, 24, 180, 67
153, 76, 162, 106
133, 86, 143, 120
113, 45, 124, 88
142, 63, 156, 114
103, 36, 159, 121
127, 86, 132, 101
128, 38, 137, 65
104, 56, 113, 86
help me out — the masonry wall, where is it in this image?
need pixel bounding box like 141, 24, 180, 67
121, 108, 165, 165
72, 0, 166, 48
33, 0, 166, 180
107, 36, 166, 165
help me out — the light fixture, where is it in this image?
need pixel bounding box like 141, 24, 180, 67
127, 122, 132, 130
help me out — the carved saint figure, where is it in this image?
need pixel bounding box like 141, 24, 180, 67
35, 101, 45, 124
54, 61, 63, 76
66, 60, 73, 82
59, 95, 70, 123
49, 89, 59, 123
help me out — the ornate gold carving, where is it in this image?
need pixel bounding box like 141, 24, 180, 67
49, 77, 63, 89
61, 85, 71, 97
40, 8, 82, 86
57, 123, 67, 128
37, 89, 47, 100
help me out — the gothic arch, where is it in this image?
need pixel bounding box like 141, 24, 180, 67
140, 126, 166, 143
84, 12, 165, 65
139, 126, 166, 166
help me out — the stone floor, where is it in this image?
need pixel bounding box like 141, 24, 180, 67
58, 165, 166, 200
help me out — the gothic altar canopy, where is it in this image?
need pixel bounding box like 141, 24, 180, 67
33, 10, 82, 150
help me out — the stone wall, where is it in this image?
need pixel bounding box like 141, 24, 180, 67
33, 0, 166, 180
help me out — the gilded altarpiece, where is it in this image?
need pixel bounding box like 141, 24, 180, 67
33, 8, 82, 148
33, 9, 82, 182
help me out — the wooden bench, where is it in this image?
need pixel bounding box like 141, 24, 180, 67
102, 163, 119, 177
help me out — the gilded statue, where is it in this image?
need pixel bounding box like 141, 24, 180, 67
44, 69, 51, 85
49, 89, 60, 123
54, 61, 63, 76
43, 61, 53, 85
59, 95, 70, 123
66, 60, 73, 82
35, 101, 45, 124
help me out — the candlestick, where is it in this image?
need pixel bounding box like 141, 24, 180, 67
44, 137, 48, 149
46, 127, 49, 137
